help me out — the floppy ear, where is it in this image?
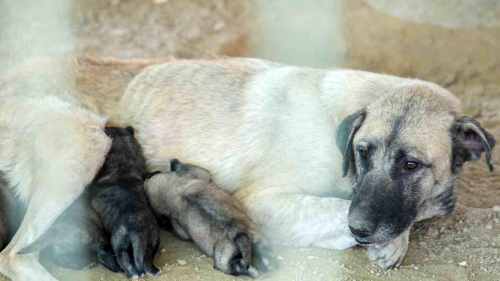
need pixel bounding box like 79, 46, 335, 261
452, 116, 496, 172
335, 109, 366, 177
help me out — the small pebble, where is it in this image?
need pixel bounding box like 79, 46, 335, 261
213, 21, 226, 31
493, 205, 500, 212
177, 259, 187, 265
459, 261, 467, 266
485, 224, 492, 230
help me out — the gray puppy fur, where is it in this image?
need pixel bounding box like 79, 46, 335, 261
144, 159, 279, 279
17, 193, 121, 272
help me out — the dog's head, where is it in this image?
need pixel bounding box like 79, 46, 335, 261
336, 82, 495, 245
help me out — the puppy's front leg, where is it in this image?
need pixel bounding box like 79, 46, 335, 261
234, 188, 357, 250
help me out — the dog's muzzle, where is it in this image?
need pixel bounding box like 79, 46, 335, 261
349, 226, 373, 245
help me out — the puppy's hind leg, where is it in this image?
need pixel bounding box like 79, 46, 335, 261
143, 228, 161, 276
0, 103, 111, 281
112, 231, 141, 279
95, 246, 121, 272
170, 218, 191, 240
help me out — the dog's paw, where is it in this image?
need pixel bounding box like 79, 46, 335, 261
367, 229, 410, 269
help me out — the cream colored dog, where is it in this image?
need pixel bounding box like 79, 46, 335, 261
0, 56, 494, 280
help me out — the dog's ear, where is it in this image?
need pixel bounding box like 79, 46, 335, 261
452, 116, 496, 172
336, 109, 366, 177
125, 126, 135, 136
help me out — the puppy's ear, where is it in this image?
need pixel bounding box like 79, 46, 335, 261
144, 171, 161, 180
125, 126, 134, 136
452, 116, 496, 172
170, 158, 181, 171
335, 109, 366, 177
188, 165, 212, 182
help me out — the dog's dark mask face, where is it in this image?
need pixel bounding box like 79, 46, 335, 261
336, 97, 495, 245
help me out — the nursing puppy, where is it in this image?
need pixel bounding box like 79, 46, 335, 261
17, 193, 120, 272
144, 159, 278, 279
89, 126, 161, 279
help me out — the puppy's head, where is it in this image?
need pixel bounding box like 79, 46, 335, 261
336, 82, 495, 245
101, 126, 145, 176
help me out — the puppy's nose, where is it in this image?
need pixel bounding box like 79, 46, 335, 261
349, 225, 372, 238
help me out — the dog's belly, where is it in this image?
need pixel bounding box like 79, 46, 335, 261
118, 60, 353, 197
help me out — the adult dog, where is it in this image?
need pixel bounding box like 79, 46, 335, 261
0, 56, 495, 280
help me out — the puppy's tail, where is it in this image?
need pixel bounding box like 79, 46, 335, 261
17, 229, 60, 255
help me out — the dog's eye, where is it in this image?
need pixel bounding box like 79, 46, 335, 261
404, 161, 419, 170
360, 150, 367, 160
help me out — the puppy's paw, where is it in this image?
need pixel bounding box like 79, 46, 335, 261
144, 263, 162, 276
367, 229, 410, 269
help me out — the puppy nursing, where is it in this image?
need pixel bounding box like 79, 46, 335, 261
144, 159, 278, 279
89, 126, 161, 278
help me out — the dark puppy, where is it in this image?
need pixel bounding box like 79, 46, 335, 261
17, 193, 121, 272
144, 159, 278, 279
89, 126, 161, 278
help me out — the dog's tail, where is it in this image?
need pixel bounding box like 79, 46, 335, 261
17, 229, 60, 255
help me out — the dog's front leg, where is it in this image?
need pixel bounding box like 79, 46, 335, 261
0, 105, 111, 280
234, 188, 357, 250
367, 226, 411, 269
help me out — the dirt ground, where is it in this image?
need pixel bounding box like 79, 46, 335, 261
0, 0, 499, 280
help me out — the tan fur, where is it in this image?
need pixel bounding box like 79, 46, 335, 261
2, 55, 487, 280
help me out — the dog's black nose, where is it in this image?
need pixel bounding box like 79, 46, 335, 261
349, 225, 371, 238
349, 226, 373, 244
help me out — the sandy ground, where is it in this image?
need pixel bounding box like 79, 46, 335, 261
0, 0, 499, 280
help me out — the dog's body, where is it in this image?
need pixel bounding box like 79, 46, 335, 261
17, 193, 120, 272
0, 56, 494, 280
89, 126, 161, 279
144, 159, 277, 278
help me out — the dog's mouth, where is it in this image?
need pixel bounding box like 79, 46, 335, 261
353, 236, 373, 245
